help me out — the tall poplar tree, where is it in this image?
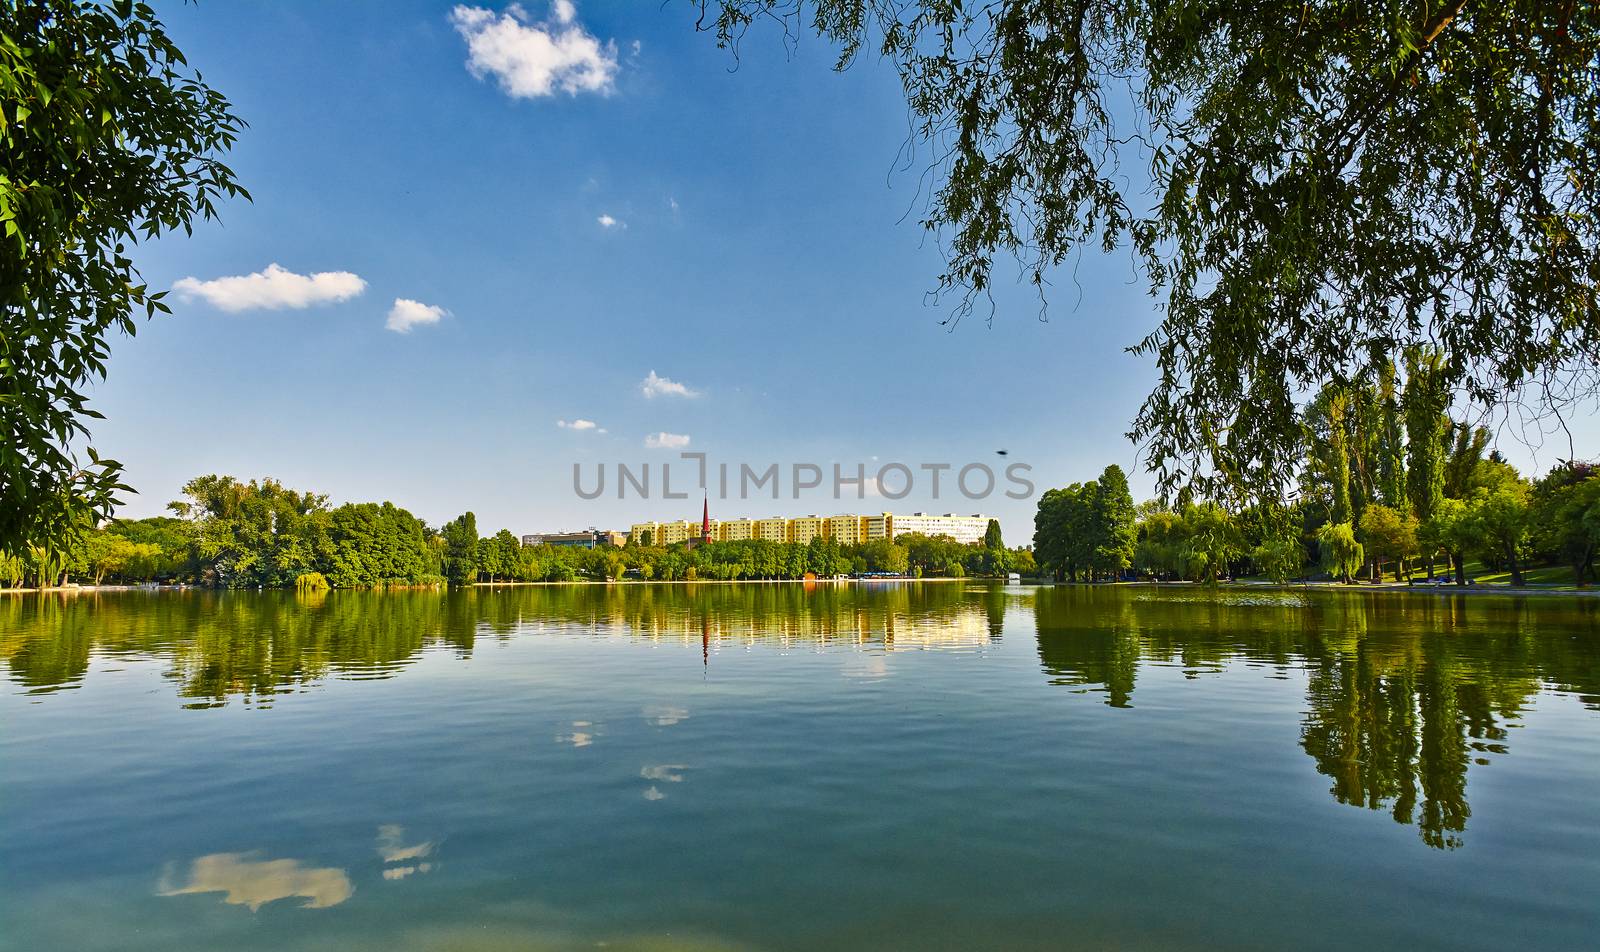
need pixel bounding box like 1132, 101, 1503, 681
1377, 360, 1408, 511
1443, 424, 1492, 499
1093, 464, 1138, 577
442, 512, 480, 585
1403, 349, 1450, 524
1403, 348, 1452, 576
1327, 388, 1354, 527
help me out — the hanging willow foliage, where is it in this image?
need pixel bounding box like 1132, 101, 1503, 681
697, 0, 1600, 499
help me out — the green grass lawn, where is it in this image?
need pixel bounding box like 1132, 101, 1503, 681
1396, 559, 1580, 588
1232, 560, 1587, 589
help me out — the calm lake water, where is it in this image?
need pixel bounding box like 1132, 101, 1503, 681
3, 583, 1598, 951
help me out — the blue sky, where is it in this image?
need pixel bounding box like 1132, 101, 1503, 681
93, 1, 1584, 542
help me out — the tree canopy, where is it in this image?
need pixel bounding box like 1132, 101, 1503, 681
1033, 465, 1138, 580
700, 1, 1600, 496
0, 1, 247, 559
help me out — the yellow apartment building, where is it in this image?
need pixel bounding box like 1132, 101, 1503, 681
629, 512, 992, 547
787, 516, 827, 544
826, 514, 867, 544
718, 519, 756, 542
628, 520, 699, 546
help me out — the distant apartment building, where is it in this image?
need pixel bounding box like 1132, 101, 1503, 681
522, 529, 626, 548
623, 520, 696, 546
888, 512, 991, 545
827, 514, 866, 545
788, 516, 826, 544
628, 511, 990, 547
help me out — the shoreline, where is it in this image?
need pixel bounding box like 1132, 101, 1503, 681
0, 577, 978, 595
469, 577, 976, 587
1036, 579, 1600, 598
3, 578, 1596, 597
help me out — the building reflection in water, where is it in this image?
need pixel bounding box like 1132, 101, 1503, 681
1032, 585, 1600, 849
566, 581, 1008, 653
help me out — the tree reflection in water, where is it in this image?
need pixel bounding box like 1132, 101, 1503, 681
0, 582, 998, 704
0, 589, 481, 707
1033, 585, 1600, 849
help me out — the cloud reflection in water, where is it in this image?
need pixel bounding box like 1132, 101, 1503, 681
157, 852, 353, 911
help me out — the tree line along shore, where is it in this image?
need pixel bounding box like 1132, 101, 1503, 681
0, 475, 1034, 591
1034, 365, 1599, 590
6, 384, 1598, 596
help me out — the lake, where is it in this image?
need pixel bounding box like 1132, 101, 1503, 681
3, 583, 1598, 951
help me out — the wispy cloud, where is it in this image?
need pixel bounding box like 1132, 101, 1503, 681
557, 418, 601, 431
645, 432, 690, 449
597, 213, 624, 229
640, 370, 698, 399
450, 2, 618, 99
173, 263, 365, 312
385, 298, 448, 334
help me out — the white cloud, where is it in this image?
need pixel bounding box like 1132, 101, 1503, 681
640, 370, 698, 399
645, 432, 690, 449
597, 213, 624, 229
172, 263, 365, 312
667, 196, 679, 213
557, 418, 599, 430
631, 39, 642, 55
385, 298, 449, 334
450, 2, 618, 99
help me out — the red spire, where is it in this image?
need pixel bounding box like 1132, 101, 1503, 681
702, 494, 711, 543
